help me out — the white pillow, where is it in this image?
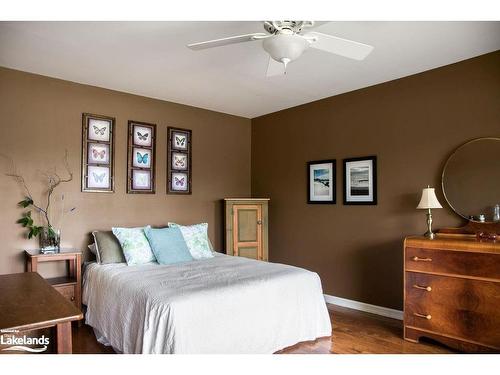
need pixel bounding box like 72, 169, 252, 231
168, 222, 214, 259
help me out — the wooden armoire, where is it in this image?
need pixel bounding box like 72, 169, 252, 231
224, 198, 269, 261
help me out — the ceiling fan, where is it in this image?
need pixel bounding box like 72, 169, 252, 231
187, 21, 374, 76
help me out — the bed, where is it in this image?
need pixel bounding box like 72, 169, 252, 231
82, 253, 331, 354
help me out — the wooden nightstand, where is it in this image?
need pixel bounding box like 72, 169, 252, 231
25, 249, 82, 312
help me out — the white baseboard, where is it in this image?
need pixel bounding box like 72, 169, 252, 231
324, 294, 403, 321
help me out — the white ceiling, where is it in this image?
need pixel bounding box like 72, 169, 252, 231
0, 21, 499, 118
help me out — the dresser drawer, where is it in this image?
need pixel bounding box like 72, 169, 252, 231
405, 272, 500, 348
405, 247, 500, 280
53, 284, 76, 304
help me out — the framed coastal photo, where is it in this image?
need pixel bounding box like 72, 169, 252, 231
343, 156, 377, 205
307, 159, 336, 204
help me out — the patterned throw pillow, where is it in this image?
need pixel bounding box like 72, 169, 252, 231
111, 226, 156, 265
168, 222, 214, 259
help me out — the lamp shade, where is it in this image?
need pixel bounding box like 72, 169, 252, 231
417, 187, 443, 209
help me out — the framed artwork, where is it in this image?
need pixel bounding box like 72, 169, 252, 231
343, 156, 377, 205
82, 113, 115, 193
167, 127, 191, 194
127, 120, 156, 194
307, 159, 336, 204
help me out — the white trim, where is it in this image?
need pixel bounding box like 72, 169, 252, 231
324, 294, 403, 321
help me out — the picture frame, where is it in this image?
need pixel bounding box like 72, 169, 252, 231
307, 159, 336, 204
167, 126, 192, 194
81, 113, 115, 193
343, 156, 377, 205
127, 120, 156, 194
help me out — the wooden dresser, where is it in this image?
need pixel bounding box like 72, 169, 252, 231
403, 235, 500, 352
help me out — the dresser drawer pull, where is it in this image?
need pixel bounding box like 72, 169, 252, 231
70, 296, 75, 301
413, 284, 432, 292
412, 256, 432, 262
414, 312, 432, 320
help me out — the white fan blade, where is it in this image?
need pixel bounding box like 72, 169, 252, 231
187, 33, 268, 51
266, 56, 285, 77
306, 32, 373, 60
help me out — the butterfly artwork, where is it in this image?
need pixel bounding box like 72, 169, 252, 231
168, 128, 191, 194
93, 172, 105, 182
92, 149, 106, 159
88, 118, 111, 141
137, 132, 149, 141
171, 173, 188, 192
173, 132, 188, 150
136, 152, 149, 164
174, 176, 185, 186
172, 153, 187, 170
93, 126, 106, 136
86, 165, 110, 189
132, 170, 151, 190
132, 125, 153, 147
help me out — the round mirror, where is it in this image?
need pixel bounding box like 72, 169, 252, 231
442, 137, 500, 223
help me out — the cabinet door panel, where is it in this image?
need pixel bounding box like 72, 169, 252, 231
233, 204, 263, 260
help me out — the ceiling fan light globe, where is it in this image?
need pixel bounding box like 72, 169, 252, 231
263, 34, 309, 64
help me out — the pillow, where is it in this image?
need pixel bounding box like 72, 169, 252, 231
144, 226, 193, 265
87, 243, 101, 263
168, 222, 213, 259
111, 226, 156, 265
92, 231, 126, 264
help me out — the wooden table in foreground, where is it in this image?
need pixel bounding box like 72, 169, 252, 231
0, 272, 83, 354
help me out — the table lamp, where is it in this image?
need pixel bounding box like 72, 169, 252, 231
417, 186, 442, 239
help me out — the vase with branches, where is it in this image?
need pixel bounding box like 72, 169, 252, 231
3, 150, 75, 251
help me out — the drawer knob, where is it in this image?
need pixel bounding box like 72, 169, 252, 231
70, 296, 75, 301
412, 256, 432, 262
413, 284, 432, 292
414, 312, 432, 320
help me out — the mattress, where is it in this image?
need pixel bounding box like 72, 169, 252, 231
82, 253, 331, 354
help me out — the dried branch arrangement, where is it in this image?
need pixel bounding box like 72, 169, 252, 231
3, 150, 74, 240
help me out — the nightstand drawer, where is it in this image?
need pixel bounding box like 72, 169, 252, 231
405, 272, 500, 348
54, 285, 76, 304
405, 247, 500, 279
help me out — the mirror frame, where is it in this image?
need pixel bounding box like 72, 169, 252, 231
441, 136, 500, 224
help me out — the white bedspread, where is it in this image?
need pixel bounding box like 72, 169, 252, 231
83, 254, 331, 354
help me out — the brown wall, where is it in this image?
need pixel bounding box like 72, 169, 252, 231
251, 51, 500, 310
0, 67, 251, 275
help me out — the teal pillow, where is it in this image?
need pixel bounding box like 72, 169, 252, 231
144, 226, 194, 265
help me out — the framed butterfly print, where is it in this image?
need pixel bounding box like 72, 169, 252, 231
127, 120, 156, 194
82, 113, 115, 193
167, 126, 191, 194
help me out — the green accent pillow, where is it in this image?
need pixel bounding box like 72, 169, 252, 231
112, 226, 156, 265
168, 222, 214, 259
92, 231, 126, 264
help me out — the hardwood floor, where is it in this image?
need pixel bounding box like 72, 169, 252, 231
72, 304, 455, 354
